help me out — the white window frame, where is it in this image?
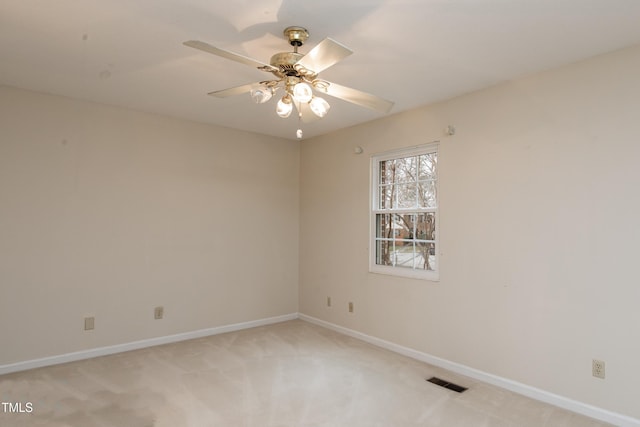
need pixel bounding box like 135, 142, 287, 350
370, 142, 439, 281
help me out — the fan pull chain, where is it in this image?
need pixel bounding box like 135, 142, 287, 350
296, 110, 303, 139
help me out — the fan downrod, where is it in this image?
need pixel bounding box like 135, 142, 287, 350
269, 26, 310, 76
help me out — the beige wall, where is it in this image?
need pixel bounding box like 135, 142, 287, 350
0, 86, 300, 364
299, 45, 640, 419
2, 44, 640, 420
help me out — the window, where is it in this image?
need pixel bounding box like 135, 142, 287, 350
370, 143, 438, 280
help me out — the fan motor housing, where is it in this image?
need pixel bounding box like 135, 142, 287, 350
270, 52, 304, 76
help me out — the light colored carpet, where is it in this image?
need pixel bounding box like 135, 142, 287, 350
0, 320, 612, 427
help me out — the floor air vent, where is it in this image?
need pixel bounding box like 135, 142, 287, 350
426, 377, 468, 393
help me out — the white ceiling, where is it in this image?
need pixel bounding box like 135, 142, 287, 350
2, 0, 640, 140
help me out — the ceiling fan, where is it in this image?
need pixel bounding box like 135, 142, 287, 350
184, 26, 394, 137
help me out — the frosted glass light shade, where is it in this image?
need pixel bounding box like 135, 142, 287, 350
276, 96, 293, 118
310, 96, 330, 117
250, 87, 273, 104
292, 82, 313, 103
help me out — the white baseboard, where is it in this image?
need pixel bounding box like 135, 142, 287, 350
0, 313, 298, 376
3, 312, 638, 426
298, 313, 640, 427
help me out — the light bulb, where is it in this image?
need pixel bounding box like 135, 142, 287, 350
292, 82, 313, 103
296, 129, 303, 139
309, 96, 330, 118
250, 87, 273, 104
276, 95, 293, 118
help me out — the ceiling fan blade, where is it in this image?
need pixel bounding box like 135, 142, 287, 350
295, 38, 353, 74
207, 83, 256, 98
208, 80, 280, 98
184, 40, 277, 73
321, 81, 394, 113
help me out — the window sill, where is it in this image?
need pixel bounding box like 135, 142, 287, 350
369, 266, 439, 282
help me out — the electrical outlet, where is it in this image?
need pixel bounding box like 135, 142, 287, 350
154, 306, 164, 320
327, 297, 331, 307
348, 302, 354, 313
84, 317, 95, 331
592, 359, 605, 379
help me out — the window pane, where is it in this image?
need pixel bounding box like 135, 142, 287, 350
416, 213, 436, 240
393, 241, 417, 269
380, 160, 395, 184
418, 180, 437, 208
396, 183, 417, 209
393, 214, 414, 239
419, 153, 437, 180
392, 214, 403, 239
376, 239, 393, 266
416, 242, 437, 271
379, 185, 393, 209
376, 214, 393, 239
394, 156, 417, 183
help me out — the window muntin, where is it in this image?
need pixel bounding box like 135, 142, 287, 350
371, 144, 438, 280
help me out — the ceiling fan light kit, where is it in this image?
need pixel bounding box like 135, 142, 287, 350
184, 26, 394, 138
250, 86, 273, 104
292, 81, 313, 103
309, 96, 330, 118
276, 95, 293, 118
